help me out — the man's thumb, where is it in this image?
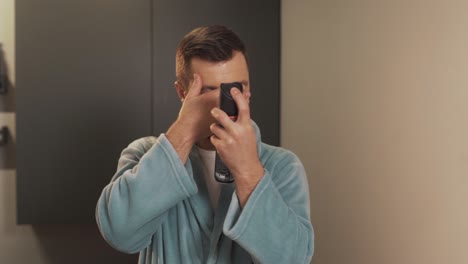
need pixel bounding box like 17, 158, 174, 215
186, 74, 202, 98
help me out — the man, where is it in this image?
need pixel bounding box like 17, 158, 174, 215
96, 25, 314, 264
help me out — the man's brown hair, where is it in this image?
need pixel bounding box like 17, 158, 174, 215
176, 25, 247, 89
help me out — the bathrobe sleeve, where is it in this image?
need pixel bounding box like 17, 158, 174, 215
96, 134, 198, 254
223, 149, 314, 264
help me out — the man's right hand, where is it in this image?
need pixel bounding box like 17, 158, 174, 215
166, 74, 217, 163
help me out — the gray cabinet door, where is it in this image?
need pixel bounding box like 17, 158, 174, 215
16, 0, 279, 224
16, 0, 152, 224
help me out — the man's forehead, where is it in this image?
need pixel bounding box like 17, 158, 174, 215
192, 50, 246, 65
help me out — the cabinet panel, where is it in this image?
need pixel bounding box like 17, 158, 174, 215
16, 0, 152, 224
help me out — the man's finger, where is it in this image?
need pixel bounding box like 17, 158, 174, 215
210, 135, 222, 149
210, 123, 229, 140
186, 74, 202, 98
211, 107, 236, 133
231, 88, 251, 123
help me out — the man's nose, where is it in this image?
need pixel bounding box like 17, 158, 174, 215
205, 90, 220, 106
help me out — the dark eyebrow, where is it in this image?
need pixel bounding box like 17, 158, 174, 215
201, 85, 218, 90
223, 80, 249, 86
202, 81, 249, 90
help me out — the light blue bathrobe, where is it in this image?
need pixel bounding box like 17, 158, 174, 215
96, 122, 314, 263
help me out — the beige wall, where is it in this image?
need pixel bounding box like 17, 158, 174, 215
282, 1, 468, 264
0, 0, 15, 82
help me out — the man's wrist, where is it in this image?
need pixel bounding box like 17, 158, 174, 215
234, 162, 264, 182
234, 163, 265, 208
166, 120, 195, 146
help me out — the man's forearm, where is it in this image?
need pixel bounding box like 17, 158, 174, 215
234, 163, 265, 208
166, 121, 194, 164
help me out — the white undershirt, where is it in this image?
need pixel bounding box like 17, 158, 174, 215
197, 146, 221, 211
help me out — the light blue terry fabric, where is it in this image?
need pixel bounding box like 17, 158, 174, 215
96, 121, 314, 263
